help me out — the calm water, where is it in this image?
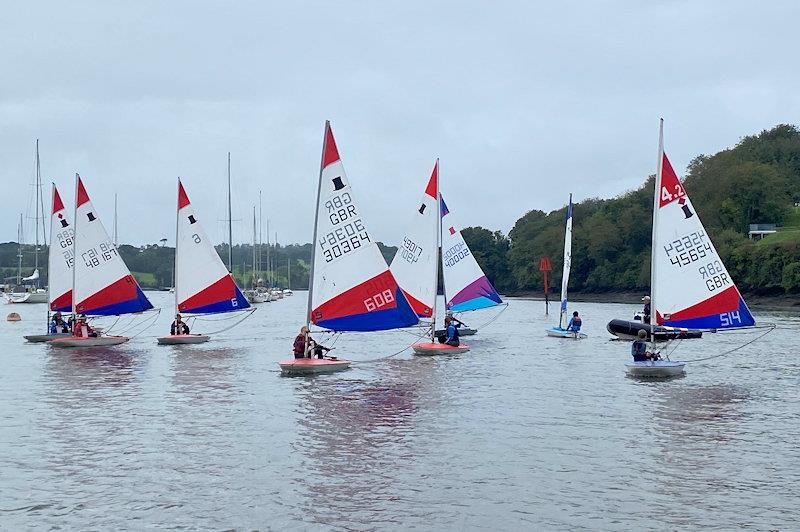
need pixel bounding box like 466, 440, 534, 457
2, 292, 799, 530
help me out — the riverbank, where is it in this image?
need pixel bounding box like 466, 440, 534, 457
505, 291, 800, 311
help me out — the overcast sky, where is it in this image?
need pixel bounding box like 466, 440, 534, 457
2, 0, 799, 247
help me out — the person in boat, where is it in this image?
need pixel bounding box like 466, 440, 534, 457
170, 313, 190, 335
49, 312, 69, 334
293, 325, 331, 359
565, 311, 582, 333
641, 295, 651, 324
72, 315, 98, 338
631, 330, 658, 361
444, 316, 460, 347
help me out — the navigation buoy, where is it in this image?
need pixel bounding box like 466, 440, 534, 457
7, 312, 21, 322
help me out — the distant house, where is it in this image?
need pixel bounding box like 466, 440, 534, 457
748, 223, 777, 241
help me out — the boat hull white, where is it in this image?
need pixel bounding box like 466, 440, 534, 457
412, 342, 471, 356
625, 360, 685, 378
546, 327, 587, 339
50, 336, 130, 347
156, 334, 210, 345
4, 291, 48, 304
279, 357, 351, 375
24, 333, 71, 343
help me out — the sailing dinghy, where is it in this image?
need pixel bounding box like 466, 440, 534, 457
626, 120, 755, 377
432, 194, 503, 338
25, 184, 74, 342
157, 179, 250, 344
51, 175, 153, 347
386, 161, 469, 356
547, 194, 587, 339
279, 122, 418, 374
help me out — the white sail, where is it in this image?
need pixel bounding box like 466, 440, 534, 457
558, 194, 573, 328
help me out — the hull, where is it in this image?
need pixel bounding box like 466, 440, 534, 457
625, 360, 686, 378
244, 290, 270, 304
434, 327, 477, 337
279, 357, 351, 375
24, 333, 71, 343
412, 342, 471, 356
546, 327, 587, 339
156, 334, 210, 345
50, 335, 130, 347
607, 319, 703, 341
5, 291, 48, 304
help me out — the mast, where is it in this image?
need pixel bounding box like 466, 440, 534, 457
258, 190, 262, 277
71, 174, 79, 320
306, 121, 327, 335
227, 152, 233, 272
432, 158, 441, 342
650, 119, 665, 347
559, 193, 572, 329
46, 183, 54, 330
34, 140, 42, 287
252, 205, 257, 288
275, 231, 278, 287
287, 256, 291, 290
16, 214, 23, 285
174, 179, 180, 318
266, 219, 271, 286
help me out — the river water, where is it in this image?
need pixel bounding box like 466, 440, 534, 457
1, 292, 799, 530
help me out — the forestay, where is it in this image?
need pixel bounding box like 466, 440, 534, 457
389, 161, 439, 318
309, 123, 418, 331
558, 194, 573, 328
175, 179, 249, 314
49, 184, 73, 312
440, 196, 503, 312
72, 175, 153, 316
652, 149, 754, 329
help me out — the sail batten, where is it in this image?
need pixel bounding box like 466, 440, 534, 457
651, 135, 754, 330
309, 123, 418, 332
440, 196, 502, 312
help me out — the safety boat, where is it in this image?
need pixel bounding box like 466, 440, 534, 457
624, 120, 757, 376
156, 178, 250, 345
24, 184, 75, 343
546, 193, 587, 339
279, 122, 417, 373
51, 175, 153, 348
607, 318, 702, 341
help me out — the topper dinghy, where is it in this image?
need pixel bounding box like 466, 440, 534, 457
280, 122, 418, 374
157, 178, 250, 345
546, 194, 587, 339
25, 184, 75, 342
625, 120, 755, 377
51, 175, 153, 348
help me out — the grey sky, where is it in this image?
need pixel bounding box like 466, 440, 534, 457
2, 1, 799, 247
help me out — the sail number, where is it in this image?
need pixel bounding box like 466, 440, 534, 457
81, 241, 119, 268
320, 192, 371, 263
661, 183, 686, 203
663, 230, 712, 268
699, 260, 731, 292
364, 289, 394, 312
401, 237, 423, 264
719, 311, 741, 327
443, 242, 470, 268
55, 228, 75, 268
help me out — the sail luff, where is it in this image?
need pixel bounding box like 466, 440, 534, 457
650, 119, 664, 345
559, 193, 573, 329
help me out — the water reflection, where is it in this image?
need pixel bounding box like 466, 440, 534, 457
170, 346, 236, 400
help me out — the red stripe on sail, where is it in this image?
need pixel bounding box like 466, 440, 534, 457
179, 275, 237, 312
424, 161, 438, 199
53, 186, 65, 214
76, 275, 139, 313
656, 285, 741, 324
51, 290, 71, 311
402, 289, 433, 318
76, 175, 90, 208
322, 122, 341, 168
178, 180, 191, 209
312, 270, 400, 322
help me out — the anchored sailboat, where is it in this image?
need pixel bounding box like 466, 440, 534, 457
157, 179, 251, 345
24, 184, 74, 342
547, 194, 587, 339
279, 121, 418, 374
51, 174, 153, 347
626, 119, 756, 377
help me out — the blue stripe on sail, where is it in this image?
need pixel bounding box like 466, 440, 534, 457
449, 296, 502, 312
560, 298, 568, 312
317, 287, 418, 332
183, 286, 250, 314
663, 297, 755, 330
86, 286, 154, 316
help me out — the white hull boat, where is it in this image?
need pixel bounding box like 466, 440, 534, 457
546, 327, 587, 339
279, 357, 352, 375
625, 360, 685, 378
156, 334, 210, 345
50, 335, 130, 347
5, 290, 48, 304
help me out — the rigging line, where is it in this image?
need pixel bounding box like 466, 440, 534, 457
95, 315, 121, 334
202, 308, 257, 335
126, 309, 162, 339
190, 310, 257, 322
354, 328, 433, 364
677, 324, 776, 363
111, 309, 161, 336
466, 302, 510, 331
